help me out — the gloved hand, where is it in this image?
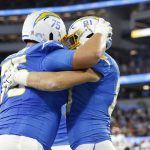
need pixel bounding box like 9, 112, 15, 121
94, 18, 112, 50
94, 18, 112, 37
2, 63, 18, 93
2, 63, 29, 93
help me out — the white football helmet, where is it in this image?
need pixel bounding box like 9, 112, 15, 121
22, 11, 66, 43
67, 16, 112, 50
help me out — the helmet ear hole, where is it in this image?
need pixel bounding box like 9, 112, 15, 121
49, 32, 53, 40
86, 33, 94, 38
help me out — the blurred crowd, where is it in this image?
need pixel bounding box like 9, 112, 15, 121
109, 49, 150, 76
111, 104, 150, 136
111, 104, 150, 149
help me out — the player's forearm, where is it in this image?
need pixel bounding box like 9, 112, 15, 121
73, 33, 106, 70
79, 33, 106, 57
27, 71, 99, 91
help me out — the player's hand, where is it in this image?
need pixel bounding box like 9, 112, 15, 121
2, 64, 18, 88
85, 68, 100, 82
2, 63, 18, 94
94, 18, 112, 50
94, 18, 112, 37
3, 64, 29, 91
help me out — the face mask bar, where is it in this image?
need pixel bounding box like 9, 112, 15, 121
61, 29, 83, 50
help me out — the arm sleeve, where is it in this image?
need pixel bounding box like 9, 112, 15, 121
41, 49, 75, 71
92, 59, 111, 78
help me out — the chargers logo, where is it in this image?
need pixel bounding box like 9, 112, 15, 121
33, 12, 59, 27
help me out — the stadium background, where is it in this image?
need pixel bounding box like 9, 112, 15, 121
0, 0, 150, 149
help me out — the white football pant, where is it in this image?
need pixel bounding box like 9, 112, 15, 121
52, 145, 71, 150
0, 134, 44, 150
75, 140, 116, 150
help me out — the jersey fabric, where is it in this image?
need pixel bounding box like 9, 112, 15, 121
66, 53, 120, 150
53, 105, 69, 146
0, 41, 75, 150
0, 81, 1, 96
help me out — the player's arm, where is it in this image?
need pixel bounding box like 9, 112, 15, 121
6, 69, 100, 92
73, 33, 104, 70
26, 69, 99, 91
72, 20, 112, 70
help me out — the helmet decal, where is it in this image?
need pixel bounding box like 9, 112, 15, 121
33, 12, 60, 27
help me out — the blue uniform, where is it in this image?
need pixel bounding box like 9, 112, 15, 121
66, 53, 120, 149
0, 41, 74, 150
53, 105, 69, 146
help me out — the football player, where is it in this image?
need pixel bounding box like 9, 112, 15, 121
0, 12, 110, 150
51, 17, 119, 150
66, 16, 120, 150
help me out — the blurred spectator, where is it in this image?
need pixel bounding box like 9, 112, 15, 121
140, 138, 150, 150
111, 126, 131, 150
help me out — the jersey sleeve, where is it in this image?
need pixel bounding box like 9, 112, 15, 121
92, 57, 111, 78
41, 49, 75, 71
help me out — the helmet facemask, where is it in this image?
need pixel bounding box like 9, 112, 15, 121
61, 29, 84, 49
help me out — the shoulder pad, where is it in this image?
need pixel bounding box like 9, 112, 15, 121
42, 41, 64, 50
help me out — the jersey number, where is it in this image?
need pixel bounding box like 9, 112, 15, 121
83, 20, 92, 27
51, 19, 60, 30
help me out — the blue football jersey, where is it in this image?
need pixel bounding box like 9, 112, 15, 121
0, 41, 74, 150
53, 105, 69, 146
66, 53, 120, 149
